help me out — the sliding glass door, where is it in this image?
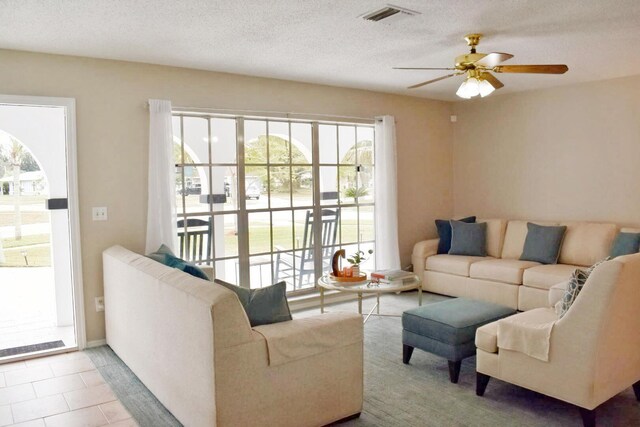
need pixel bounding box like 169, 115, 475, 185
173, 113, 375, 295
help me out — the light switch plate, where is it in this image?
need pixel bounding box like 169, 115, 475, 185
92, 207, 108, 221
95, 296, 105, 312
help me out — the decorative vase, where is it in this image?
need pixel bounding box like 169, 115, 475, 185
351, 264, 360, 276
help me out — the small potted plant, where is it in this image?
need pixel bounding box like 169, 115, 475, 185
347, 249, 373, 276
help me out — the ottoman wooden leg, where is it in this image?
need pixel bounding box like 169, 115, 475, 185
476, 372, 491, 396
448, 360, 462, 383
579, 407, 596, 427
403, 345, 414, 364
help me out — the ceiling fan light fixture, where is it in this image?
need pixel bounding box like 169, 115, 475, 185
479, 79, 495, 97
465, 77, 480, 97
456, 81, 472, 99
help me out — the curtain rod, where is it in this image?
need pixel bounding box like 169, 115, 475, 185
146, 101, 379, 122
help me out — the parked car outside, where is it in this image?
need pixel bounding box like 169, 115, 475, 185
179, 183, 201, 195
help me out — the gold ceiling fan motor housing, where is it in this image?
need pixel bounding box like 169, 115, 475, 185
455, 34, 488, 70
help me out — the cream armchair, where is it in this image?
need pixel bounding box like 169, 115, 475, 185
475, 253, 640, 427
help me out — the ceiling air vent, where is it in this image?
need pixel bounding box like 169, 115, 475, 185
361, 4, 419, 23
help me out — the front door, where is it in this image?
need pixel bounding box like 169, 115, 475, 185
0, 97, 83, 362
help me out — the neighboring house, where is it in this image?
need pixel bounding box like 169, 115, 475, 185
0, 170, 48, 195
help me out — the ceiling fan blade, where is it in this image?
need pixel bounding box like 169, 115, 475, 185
473, 52, 514, 68
408, 73, 459, 89
394, 67, 457, 70
482, 72, 504, 89
493, 64, 569, 74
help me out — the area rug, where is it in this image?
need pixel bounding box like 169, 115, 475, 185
0, 340, 64, 358
85, 292, 640, 427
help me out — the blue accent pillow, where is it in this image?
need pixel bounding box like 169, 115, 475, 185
214, 279, 292, 327
147, 244, 210, 281
435, 216, 476, 254
610, 232, 640, 258
448, 220, 487, 256
520, 223, 567, 265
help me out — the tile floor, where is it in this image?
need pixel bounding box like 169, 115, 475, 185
0, 351, 138, 427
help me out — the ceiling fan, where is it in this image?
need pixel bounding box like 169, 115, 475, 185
394, 33, 568, 99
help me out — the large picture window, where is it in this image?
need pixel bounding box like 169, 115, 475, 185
173, 113, 375, 295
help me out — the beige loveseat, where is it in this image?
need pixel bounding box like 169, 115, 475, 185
412, 220, 635, 311
103, 245, 363, 427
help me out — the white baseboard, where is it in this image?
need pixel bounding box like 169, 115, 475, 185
85, 339, 106, 348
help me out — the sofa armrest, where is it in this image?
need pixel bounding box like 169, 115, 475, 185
252, 312, 363, 366
412, 238, 439, 273
548, 280, 569, 307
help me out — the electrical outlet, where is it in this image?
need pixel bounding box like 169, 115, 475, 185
92, 207, 108, 221
95, 296, 105, 312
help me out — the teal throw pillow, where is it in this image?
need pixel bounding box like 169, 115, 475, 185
520, 223, 567, 264
214, 279, 292, 327
557, 258, 609, 318
147, 244, 210, 281
448, 220, 487, 256
147, 243, 174, 263
435, 216, 476, 254
609, 232, 640, 258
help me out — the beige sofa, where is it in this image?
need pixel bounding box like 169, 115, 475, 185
475, 252, 640, 426
412, 220, 634, 311
103, 245, 363, 427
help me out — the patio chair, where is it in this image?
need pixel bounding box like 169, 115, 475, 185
177, 217, 212, 265
275, 209, 340, 289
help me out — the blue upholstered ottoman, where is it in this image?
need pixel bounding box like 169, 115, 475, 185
402, 298, 516, 383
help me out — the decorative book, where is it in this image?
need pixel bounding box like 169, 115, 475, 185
370, 269, 414, 282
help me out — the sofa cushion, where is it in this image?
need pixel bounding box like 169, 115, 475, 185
426, 254, 493, 277
478, 218, 508, 258
449, 220, 487, 256
558, 222, 617, 266
522, 264, 581, 290
435, 216, 476, 254
610, 232, 640, 258
548, 280, 569, 307
520, 223, 567, 264
469, 259, 541, 285
501, 220, 558, 260
475, 321, 499, 353
214, 279, 292, 327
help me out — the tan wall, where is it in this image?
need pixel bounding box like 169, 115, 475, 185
453, 74, 640, 226
0, 49, 454, 342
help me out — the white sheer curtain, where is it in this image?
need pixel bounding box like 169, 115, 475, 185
145, 99, 178, 254
374, 115, 401, 270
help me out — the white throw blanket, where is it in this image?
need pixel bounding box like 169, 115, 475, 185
497, 309, 558, 362
253, 313, 362, 366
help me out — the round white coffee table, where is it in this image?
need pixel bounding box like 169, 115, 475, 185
317, 274, 422, 322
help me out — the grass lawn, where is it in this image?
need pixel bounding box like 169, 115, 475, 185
1, 246, 51, 267
0, 211, 49, 227
0, 233, 51, 267
0, 195, 46, 205
224, 220, 372, 255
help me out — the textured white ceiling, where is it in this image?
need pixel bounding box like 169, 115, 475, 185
2, 0, 640, 101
